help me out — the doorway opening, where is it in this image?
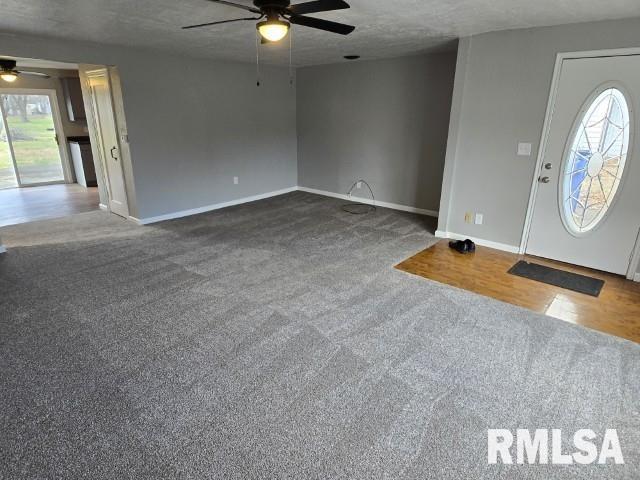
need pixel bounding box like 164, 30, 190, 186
0, 56, 135, 230
81, 67, 131, 219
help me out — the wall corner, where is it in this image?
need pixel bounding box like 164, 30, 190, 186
437, 36, 472, 234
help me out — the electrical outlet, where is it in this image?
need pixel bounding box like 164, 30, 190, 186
464, 212, 473, 224
356, 181, 362, 189
517, 142, 532, 156
233, 176, 239, 185
475, 213, 484, 225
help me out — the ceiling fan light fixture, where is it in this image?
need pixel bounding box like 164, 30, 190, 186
257, 19, 290, 42
0, 71, 18, 83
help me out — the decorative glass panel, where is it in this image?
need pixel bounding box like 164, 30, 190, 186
561, 87, 630, 234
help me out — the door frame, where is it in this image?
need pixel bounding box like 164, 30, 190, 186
520, 47, 640, 281
80, 66, 131, 218
0, 88, 73, 186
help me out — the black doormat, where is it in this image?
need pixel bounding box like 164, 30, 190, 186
508, 261, 605, 297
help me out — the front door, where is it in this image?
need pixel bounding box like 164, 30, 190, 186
87, 70, 129, 218
526, 55, 640, 275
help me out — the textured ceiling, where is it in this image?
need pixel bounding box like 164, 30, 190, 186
1, 0, 640, 66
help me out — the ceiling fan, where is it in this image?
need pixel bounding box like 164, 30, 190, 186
0, 59, 50, 83
183, 0, 355, 42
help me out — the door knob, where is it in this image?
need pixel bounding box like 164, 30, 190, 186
538, 176, 550, 184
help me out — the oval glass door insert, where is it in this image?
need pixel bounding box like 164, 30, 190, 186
561, 87, 631, 234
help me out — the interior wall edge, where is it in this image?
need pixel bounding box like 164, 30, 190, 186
436, 37, 471, 234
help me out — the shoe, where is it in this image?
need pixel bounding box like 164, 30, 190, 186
449, 240, 468, 253
464, 239, 476, 253
448, 239, 476, 254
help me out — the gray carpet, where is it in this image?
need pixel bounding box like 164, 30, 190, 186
0, 191, 638, 479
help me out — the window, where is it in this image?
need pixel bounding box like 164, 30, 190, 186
561, 87, 630, 234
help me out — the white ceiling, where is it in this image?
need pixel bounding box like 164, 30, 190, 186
1, 0, 640, 66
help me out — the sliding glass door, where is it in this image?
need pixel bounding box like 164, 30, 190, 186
0, 108, 17, 189
0, 92, 65, 189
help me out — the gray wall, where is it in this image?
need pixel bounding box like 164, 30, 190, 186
439, 17, 640, 250
0, 32, 297, 220
297, 52, 457, 212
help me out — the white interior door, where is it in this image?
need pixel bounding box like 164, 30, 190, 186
526, 55, 640, 275
87, 71, 129, 218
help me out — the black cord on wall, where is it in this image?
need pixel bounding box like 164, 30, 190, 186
341, 179, 376, 214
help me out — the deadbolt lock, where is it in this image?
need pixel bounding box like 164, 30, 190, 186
544, 163, 553, 170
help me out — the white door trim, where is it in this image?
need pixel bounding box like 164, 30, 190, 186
83, 67, 130, 218
0, 88, 73, 185
0, 95, 20, 186
519, 47, 640, 281
82, 69, 111, 210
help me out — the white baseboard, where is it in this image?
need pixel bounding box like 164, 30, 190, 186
99, 203, 109, 211
0, 245, 6, 254
132, 186, 298, 225
130, 185, 438, 226
634, 273, 640, 282
298, 186, 439, 218
435, 229, 520, 254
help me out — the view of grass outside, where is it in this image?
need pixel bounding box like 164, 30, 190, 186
0, 94, 64, 189
0, 118, 17, 189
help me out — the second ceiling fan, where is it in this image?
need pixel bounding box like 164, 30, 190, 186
183, 0, 355, 42
0, 59, 50, 83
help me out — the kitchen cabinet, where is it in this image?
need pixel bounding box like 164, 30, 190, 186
69, 138, 96, 187
61, 77, 86, 122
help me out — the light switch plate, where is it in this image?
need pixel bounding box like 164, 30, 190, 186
233, 176, 239, 185
475, 213, 484, 225
517, 142, 532, 156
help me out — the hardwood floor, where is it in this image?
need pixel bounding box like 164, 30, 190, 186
396, 240, 640, 343
0, 184, 99, 228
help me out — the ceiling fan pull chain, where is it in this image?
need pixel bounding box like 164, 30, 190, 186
289, 27, 293, 86
255, 30, 261, 87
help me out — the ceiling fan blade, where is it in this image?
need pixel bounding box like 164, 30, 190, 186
182, 16, 259, 29
17, 70, 50, 78
204, 0, 261, 14
288, 0, 350, 15
289, 14, 355, 35
0, 59, 17, 69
